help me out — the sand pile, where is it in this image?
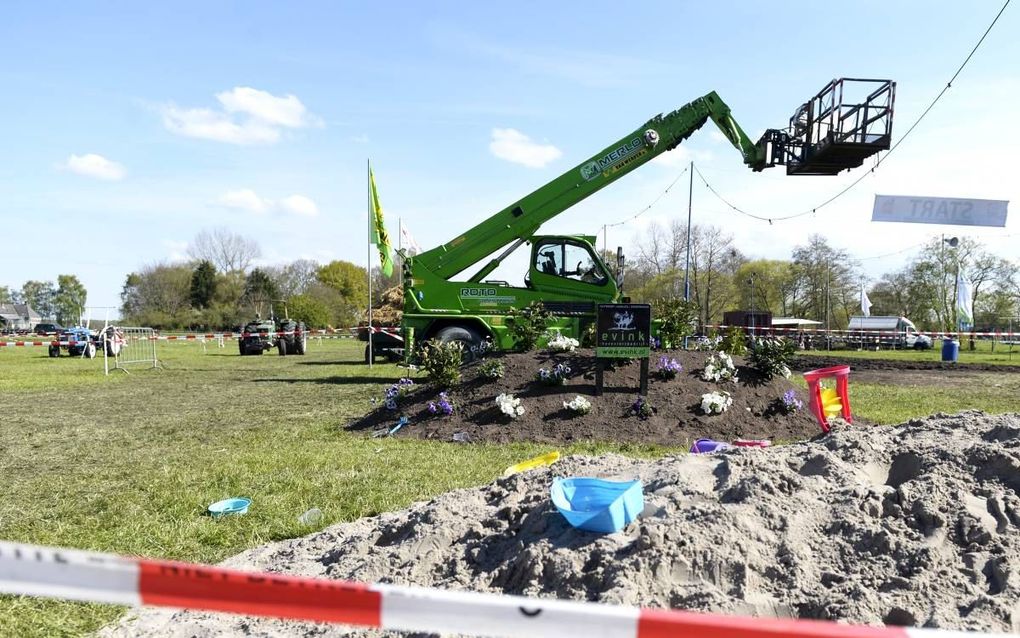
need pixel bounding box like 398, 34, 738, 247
103, 411, 1020, 637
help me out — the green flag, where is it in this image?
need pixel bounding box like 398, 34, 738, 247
369, 168, 394, 276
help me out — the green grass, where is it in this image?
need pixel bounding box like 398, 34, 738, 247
799, 338, 1020, 366
0, 339, 672, 636
851, 380, 1020, 424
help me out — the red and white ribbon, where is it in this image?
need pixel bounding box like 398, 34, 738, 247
0, 541, 1006, 638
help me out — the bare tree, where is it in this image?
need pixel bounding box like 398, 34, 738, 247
187, 227, 262, 273
267, 259, 320, 298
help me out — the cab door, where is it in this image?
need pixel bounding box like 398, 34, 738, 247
527, 238, 617, 301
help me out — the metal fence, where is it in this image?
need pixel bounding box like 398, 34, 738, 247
104, 326, 159, 374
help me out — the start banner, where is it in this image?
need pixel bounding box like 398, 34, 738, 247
872, 195, 1008, 228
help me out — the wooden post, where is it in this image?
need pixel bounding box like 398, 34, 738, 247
639, 358, 649, 396
595, 359, 604, 396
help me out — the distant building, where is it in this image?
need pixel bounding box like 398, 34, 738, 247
0, 303, 42, 331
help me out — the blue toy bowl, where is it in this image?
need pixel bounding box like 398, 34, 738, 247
208, 497, 251, 517
551, 477, 643, 534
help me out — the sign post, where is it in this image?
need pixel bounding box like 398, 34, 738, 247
594, 303, 651, 396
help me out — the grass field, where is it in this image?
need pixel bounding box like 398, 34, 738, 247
800, 337, 1020, 365
1, 338, 1017, 636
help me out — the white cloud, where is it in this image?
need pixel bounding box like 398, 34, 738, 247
217, 189, 272, 214
62, 153, 126, 181
709, 130, 729, 144
160, 87, 319, 145
278, 194, 319, 217
352, 134, 369, 144
215, 189, 318, 217
163, 240, 189, 262
216, 87, 317, 128
489, 128, 562, 168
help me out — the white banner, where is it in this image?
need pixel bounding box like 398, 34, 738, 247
872, 195, 1008, 227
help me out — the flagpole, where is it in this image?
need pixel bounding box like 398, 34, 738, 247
367, 159, 373, 369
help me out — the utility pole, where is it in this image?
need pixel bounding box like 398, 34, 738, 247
683, 161, 693, 301
825, 261, 830, 352
748, 272, 755, 339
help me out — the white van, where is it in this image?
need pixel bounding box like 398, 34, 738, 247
847, 316, 933, 349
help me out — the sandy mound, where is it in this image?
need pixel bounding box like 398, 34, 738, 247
103, 411, 1020, 637
347, 349, 821, 445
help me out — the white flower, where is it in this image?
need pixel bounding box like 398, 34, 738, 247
547, 332, 580, 353
702, 351, 738, 383
562, 395, 592, 415
701, 391, 732, 415
496, 393, 525, 418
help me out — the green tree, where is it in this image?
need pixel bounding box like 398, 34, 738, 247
733, 260, 796, 318
119, 263, 193, 329
20, 280, 57, 319
0, 285, 11, 305
243, 268, 280, 312
317, 260, 368, 308
189, 260, 217, 309
790, 235, 859, 329
287, 294, 331, 327
53, 274, 88, 324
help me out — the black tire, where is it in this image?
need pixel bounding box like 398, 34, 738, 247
85, 343, 96, 359
295, 336, 306, 355
278, 339, 288, 356
435, 325, 483, 363
49, 345, 60, 358
239, 341, 246, 356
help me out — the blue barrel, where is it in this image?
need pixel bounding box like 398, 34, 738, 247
941, 339, 959, 362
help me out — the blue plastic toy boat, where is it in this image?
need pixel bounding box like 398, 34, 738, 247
207, 497, 251, 517
551, 477, 643, 533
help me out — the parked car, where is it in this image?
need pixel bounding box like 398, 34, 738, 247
34, 322, 64, 336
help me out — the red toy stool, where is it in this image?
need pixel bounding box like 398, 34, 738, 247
803, 365, 852, 433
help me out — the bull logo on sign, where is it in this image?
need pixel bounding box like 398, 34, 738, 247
613, 311, 634, 330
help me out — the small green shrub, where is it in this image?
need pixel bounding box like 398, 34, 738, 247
748, 337, 796, 381
478, 358, 505, 380
719, 325, 747, 356
652, 297, 700, 349
629, 395, 656, 419
419, 339, 463, 388
508, 301, 552, 351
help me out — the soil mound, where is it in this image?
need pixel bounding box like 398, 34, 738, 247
347, 349, 821, 446
103, 411, 1020, 636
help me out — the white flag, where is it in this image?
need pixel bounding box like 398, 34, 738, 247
860, 284, 872, 318
399, 220, 423, 256
957, 272, 974, 326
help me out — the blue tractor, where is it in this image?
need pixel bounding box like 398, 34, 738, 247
49, 326, 99, 358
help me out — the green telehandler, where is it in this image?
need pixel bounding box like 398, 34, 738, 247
394, 79, 895, 360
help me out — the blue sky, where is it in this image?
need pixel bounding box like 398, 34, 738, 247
1, 1, 1017, 312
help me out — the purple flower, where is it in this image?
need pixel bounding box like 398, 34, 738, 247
656, 356, 682, 379
781, 390, 803, 413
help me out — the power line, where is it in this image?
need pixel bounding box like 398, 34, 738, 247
694, 0, 1010, 224
605, 166, 689, 228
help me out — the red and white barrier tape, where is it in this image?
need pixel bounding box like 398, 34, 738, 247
0, 541, 1005, 638
0, 341, 52, 347
705, 324, 1019, 341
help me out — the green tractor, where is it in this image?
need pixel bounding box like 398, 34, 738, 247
237, 314, 307, 356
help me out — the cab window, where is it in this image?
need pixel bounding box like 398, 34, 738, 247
533, 241, 607, 285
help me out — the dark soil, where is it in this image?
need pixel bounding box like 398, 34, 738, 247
346, 349, 822, 446
792, 355, 1020, 374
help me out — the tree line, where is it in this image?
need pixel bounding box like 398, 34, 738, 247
624, 224, 1020, 332
118, 227, 398, 330
0, 276, 88, 325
